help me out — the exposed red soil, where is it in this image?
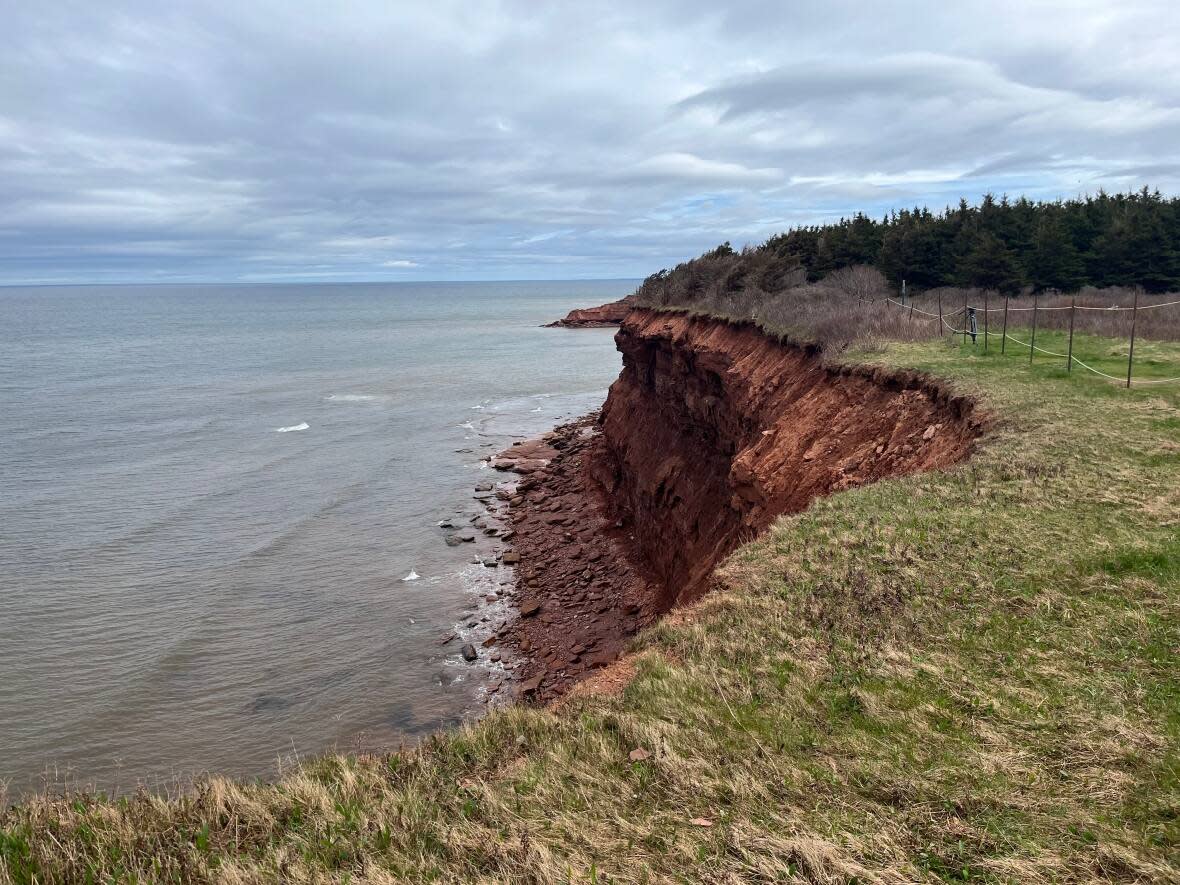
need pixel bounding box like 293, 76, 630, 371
544, 296, 635, 328
489, 308, 984, 702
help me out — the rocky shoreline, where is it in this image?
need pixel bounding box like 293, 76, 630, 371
441, 415, 658, 704
486, 415, 660, 701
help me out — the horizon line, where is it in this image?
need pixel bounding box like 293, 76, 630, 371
0, 276, 646, 290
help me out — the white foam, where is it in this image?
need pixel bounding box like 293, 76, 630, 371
402, 570, 420, 582
459, 421, 476, 431
327, 394, 380, 402
275, 422, 309, 433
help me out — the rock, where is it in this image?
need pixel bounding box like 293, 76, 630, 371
461, 644, 478, 662
923, 424, 937, 440
520, 675, 543, 693
444, 535, 463, 547
475, 482, 494, 492
519, 599, 542, 618
502, 551, 521, 564
458, 532, 476, 542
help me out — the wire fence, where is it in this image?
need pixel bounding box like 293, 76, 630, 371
883, 292, 1180, 388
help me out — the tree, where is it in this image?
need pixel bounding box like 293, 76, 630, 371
1028, 214, 1083, 291
961, 232, 1022, 293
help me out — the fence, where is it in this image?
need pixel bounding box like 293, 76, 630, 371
885, 293, 1180, 388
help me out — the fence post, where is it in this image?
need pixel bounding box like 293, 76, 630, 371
1127, 289, 1139, 388
962, 292, 969, 346
983, 291, 989, 353
1029, 293, 1039, 365
1001, 295, 1008, 354
1066, 295, 1075, 373
938, 293, 944, 343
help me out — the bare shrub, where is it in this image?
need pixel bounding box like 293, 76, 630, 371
824, 265, 888, 303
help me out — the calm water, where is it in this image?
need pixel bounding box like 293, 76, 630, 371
0, 281, 629, 797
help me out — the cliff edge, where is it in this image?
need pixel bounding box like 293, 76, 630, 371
497, 308, 983, 699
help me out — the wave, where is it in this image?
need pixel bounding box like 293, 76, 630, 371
275, 422, 309, 433
402, 570, 420, 582
326, 394, 383, 403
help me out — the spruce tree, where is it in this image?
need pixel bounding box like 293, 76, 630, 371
962, 231, 1022, 293
1029, 214, 1083, 291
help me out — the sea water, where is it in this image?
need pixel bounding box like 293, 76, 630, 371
0, 281, 630, 796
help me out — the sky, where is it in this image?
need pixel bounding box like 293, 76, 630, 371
2, 0, 1179, 284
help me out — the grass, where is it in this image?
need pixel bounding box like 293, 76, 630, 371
3, 335, 1179, 883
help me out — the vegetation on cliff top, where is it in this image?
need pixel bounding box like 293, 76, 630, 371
636, 189, 1180, 296
3, 323, 1178, 882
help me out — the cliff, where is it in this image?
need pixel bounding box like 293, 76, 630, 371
498, 308, 983, 699
590, 309, 982, 604
544, 296, 635, 327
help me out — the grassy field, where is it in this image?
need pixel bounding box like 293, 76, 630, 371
2, 334, 1178, 883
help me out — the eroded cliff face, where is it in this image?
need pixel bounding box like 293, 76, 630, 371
494, 308, 983, 700
589, 309, 982, 605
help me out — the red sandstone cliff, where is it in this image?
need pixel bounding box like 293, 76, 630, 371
544, 296, 635, 328
496, 308, 983, 699
588, 310, 982, 605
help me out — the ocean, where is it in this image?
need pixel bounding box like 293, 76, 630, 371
0, 280, 631, 797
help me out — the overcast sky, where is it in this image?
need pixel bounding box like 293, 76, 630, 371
3, 0, 1179, 284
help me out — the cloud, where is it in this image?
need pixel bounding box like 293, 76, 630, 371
1, 0, 1178, 283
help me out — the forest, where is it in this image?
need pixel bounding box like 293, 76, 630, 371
640, 188, 1180, 298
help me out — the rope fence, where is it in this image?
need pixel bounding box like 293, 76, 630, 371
884, 293, 1180, 388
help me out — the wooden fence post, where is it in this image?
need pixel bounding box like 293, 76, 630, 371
938, 293, 943, 343
1001, 296, 1008, 354
1066, 295, 1076, 373
1127, 289, 1139, 388
983, 291, 989, 353
962, 292, 969, 346
1029, 293, 1039, 365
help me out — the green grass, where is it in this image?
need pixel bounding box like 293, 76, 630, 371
3, 335, 1178, 884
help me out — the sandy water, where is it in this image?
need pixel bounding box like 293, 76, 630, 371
0, 280, 629, 796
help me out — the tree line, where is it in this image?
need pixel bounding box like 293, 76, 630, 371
647, 188, 1180, 297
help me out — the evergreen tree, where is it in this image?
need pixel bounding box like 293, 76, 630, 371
1029, 214, 1083, 291
961, 232, 1023, 293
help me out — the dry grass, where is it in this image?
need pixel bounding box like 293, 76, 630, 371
3, 334, 1179, 883
634, 263, 1180, 353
